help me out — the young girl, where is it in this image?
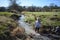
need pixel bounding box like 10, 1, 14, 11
35, 17, 41, 33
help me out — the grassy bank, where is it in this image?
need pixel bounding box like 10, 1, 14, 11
0, 12, 18, 34
0, 12, 29, 40
24, 12, 60, 26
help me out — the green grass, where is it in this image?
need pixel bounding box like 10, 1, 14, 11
0, 12, 13, 17
0, 16, 17, 34
24, 12, 60, 16
24, 12, 60, 26
0, 12, 60, 27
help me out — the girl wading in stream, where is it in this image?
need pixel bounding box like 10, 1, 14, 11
35, 17, 41, 33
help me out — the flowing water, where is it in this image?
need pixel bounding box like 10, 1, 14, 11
18, 15, 40, 35
18, 15, 51, 40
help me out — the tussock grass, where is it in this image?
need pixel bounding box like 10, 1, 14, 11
24, 12, 60, 26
